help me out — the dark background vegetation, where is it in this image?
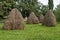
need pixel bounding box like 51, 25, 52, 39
0, 0, 60, 22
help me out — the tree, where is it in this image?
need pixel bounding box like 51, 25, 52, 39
0, 0, 48, 18
0, 0, 41, 18
18, 0, 40, 17
48, 0, 54, 10
0, 0, 19, 18
54, 4, 60, 22
40, 5, 49, 15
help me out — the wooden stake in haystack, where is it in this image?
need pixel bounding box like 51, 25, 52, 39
27, 12, 39, 24
3, 8, 25, 30
38, 14, 44, 23
42, 10, 57, 26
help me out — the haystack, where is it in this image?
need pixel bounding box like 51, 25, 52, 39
42, 10, 56, 26
3, 8, 25, 30
27, 12, 39, 24
38, 14, 44, 23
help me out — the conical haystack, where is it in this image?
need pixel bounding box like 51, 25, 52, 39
27, 12, 39, 24
38, 14, 44, 23
3, 8, 25, 30
42, 10, 57, 26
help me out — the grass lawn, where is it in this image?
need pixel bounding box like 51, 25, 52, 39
0, 23, 60, 40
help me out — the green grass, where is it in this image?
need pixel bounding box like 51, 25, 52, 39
0, 23, 60, 40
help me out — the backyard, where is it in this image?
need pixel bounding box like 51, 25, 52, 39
0, 23, 60, 40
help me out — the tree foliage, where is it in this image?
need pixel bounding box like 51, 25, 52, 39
40, 5, 49, 15
54, 4, 60, 22
48, 0, 54, 10
0, 0, 49, 18
0, 0, 19, 18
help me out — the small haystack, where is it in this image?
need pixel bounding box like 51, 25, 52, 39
3, 8, 25, 30
27, 12, 39, 24
42, 10, 56, 26
38, 14, 44, 23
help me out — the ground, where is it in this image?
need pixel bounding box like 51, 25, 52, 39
0, 23, 60, 40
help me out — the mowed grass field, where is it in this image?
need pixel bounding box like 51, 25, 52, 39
0, 23, 60, 40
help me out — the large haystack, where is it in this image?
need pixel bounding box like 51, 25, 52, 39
27, 12, 39, 24
42, 10, 57, 26
3, 8, 25, 30
38, 14, 44, 23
